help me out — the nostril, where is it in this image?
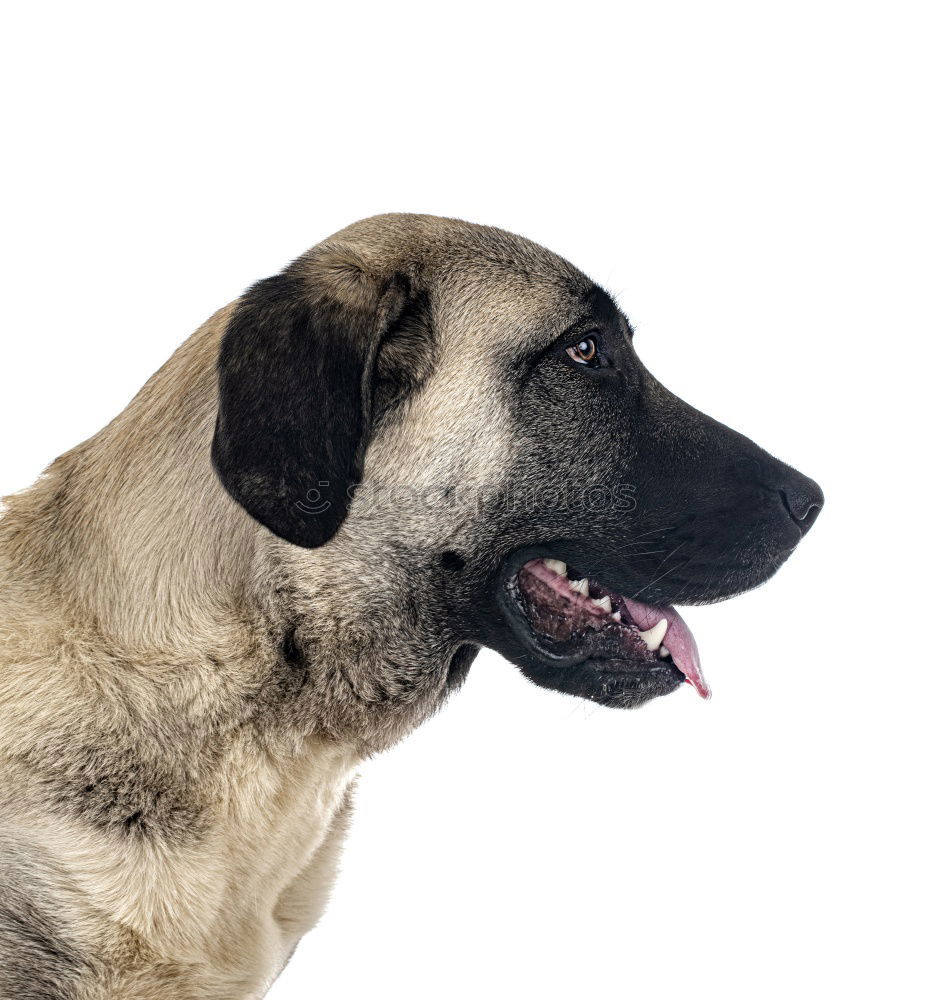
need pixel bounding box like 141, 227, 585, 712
780, 488, 823, 530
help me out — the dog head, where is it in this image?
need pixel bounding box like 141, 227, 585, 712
213, 214, 822, 715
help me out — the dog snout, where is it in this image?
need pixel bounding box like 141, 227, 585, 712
777, 474, 823, 534
729, 452, 823, 538
749, 460, 823, 538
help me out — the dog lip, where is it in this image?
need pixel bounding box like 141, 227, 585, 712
505, 556, 711, 700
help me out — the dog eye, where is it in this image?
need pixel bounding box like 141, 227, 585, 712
566, 336, 600, 366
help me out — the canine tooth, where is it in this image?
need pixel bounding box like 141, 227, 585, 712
659, 645, 671, 659
611, 610, 622, 622
638, 618, 669, 652
593, 596, 612, 612
543, 559, 567, 577
568, 578, 590, 597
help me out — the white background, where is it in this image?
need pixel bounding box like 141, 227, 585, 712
1, 3, 929, 998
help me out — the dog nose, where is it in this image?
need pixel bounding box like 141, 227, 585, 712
778, 475, 823, 534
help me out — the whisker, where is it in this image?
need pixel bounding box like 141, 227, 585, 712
648, 538, 688, 573
621, 547, 669, 558
630, 558, 692, 600
618, 524, 676, 546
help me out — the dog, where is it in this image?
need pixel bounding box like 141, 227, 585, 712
0, 214, 822, 998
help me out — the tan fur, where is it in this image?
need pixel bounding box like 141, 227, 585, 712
0, 300, 361, 995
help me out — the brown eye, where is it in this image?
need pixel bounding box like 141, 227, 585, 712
566, 336, 599, 365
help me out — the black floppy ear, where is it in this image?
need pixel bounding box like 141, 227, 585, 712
211, 244, 411, 548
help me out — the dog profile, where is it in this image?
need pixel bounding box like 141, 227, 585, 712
0, 214, 822, 998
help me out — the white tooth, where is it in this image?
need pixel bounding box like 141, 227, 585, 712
659, 645, 671, 659
543, 559, 567, 577
568, 578, 590, 597
638, 618, 669, 652
593, 596, 612, 612
611, 611, 622, 622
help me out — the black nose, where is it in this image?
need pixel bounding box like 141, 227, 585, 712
778, 475, 824, 534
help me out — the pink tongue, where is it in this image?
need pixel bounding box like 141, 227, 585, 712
620, 595, 711, 700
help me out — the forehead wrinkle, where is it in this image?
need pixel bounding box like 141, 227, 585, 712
432, 266, 603, 360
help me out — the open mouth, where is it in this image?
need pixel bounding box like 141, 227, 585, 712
504, 557, 710, 702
